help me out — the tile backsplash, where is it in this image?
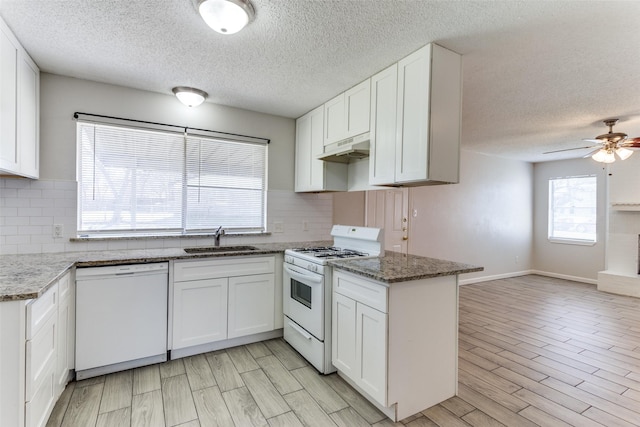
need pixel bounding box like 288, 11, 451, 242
0, 178, 333, 255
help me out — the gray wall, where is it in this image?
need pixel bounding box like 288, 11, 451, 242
407, 150, 534, 283
532, 158, 607, 283
39, 73, 296, 190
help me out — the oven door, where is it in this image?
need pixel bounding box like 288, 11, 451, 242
283, 263, 325, 340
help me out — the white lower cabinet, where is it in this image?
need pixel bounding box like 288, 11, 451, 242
331, 293, 357, 376
332, 269, 458, 422
332, 276, 387, 406
228, 274, 274, 338
171, 256, 276, 354
23, 270, 73, 427
172, 278, 228, 349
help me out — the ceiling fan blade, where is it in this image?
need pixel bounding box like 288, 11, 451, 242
582, 138, 604, 144
621, 137, 640, 148
543, 145, 597, 154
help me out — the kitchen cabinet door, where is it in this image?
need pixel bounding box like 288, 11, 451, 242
356, 302, 387, 405
324, 93, 346, 146
25, 283, 58, 427
331, 292, 357, 377
345, 79, 371, 137
0, 17, 39, 179
16, 51, 39, 179
369, 64, 398, 185
396, 45, 430, 183
228, 273, 275, 339
0, 20, 19, 173
172, 278, 228, 349
295, 106, 347, 192
55, 272, 74, 397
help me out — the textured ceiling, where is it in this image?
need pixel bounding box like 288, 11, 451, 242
1, 0, 639, 163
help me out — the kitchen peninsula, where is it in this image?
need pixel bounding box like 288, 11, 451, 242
329, 251, 483, 421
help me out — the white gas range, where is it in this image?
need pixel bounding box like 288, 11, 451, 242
282, 225, 383, 373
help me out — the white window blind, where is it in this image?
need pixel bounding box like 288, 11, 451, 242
77, 122, 267, 236
548, 175, 597, 243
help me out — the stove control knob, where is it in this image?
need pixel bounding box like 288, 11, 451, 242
307, 263, 315, 272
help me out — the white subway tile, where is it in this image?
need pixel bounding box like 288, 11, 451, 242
0, 244, 18, 255
17, 189, 42, 199
5, 216, 30, 226
41, 243, 67, 253
17, 243, 43, 254
18, 207, 42, 217
6, 235, 30, 244
30, 216, 54, 226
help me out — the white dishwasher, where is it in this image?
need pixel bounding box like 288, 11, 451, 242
75, 262, 168, 380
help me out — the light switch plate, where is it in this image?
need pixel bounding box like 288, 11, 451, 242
273, 221, 284, 233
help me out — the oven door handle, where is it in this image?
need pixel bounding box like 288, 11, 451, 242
287, 320, 313, 340
283, 264, 323, 284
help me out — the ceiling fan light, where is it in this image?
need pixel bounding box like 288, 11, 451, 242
172, 87, 208, 107
198, 0, 254, 34
616, 147, 634, 161
591, 149, 613, 163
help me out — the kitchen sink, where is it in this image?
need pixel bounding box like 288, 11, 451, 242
183, 245, 259, 254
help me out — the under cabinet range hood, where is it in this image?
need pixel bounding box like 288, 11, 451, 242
317, 132, 370, 163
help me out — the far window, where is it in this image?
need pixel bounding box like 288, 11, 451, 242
548, 176, 597, 243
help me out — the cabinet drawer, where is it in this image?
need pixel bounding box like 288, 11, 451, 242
26, 282, 58, 339
25, 312, 56, 401
174, 256, 275, 282
333, 270, 387, 313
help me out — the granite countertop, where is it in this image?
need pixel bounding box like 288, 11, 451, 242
328, 251, 483, 284
0, 241, 331, 302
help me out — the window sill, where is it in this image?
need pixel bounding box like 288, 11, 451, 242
548, 237, 596, 247
70, 232, 271, 242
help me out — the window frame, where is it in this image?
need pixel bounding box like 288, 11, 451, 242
547, 175, 597, 246
76, 119, 268, 238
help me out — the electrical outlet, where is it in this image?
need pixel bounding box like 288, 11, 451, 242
273, 221, 284, 233
53, 224, 64, 238
515, 256, 519, 265
302, 220, 309, 231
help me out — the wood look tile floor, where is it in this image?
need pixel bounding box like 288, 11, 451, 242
47, 275, 640, 427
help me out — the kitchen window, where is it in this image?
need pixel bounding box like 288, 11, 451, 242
77, 121, 267, 236
548, 175, 597, 244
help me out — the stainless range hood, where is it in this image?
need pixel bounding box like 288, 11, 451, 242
317, 132, 370, 163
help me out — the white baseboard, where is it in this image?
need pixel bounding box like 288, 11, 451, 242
459, 270, 596, 286
528, 270, 597, 285
459, 270, 533, 286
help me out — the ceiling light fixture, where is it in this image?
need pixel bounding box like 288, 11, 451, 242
198, 0, 255, 35
172, 87, 208, 107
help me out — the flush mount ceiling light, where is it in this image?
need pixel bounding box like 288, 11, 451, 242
198, 0, 255, 35
172, 87, 208, 107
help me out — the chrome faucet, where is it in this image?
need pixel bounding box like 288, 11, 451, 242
214, 226, 225, 247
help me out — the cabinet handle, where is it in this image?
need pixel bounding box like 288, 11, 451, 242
402, 236, 408, 240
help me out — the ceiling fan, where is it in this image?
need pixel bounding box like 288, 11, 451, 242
544, 119, 640, 163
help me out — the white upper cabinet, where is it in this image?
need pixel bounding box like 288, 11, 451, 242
369, 43, 461, 186
324, 79, 371, 146
295, 106, 347, 192
369, 64, 398, 185
0, 17, 39, 179
394, 44, 461, 185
